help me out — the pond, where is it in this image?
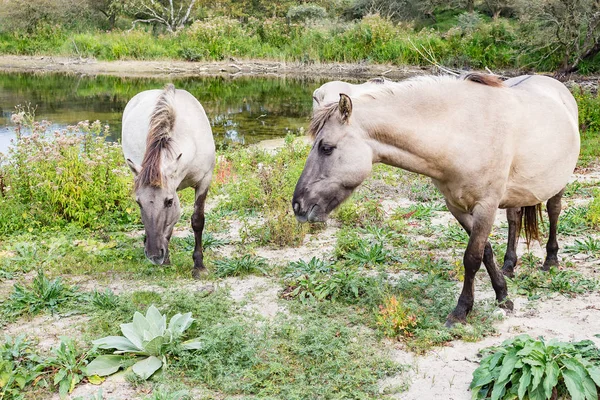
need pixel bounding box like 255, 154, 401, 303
0, 72, 325, 153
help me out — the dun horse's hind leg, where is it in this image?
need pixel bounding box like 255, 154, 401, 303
501, 208, 522, 278
542, 188, 565, 271
445, 201, 511, 327
191, 190, 208, 279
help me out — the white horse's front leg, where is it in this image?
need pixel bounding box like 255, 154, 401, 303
191, 189, 208, 279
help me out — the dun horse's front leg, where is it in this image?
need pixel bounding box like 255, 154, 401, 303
191, 191, 208, 279
445, 202, 506, 327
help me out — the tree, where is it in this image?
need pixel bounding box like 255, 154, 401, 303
126, 0, 199, 32
87, 0, 124, 29
481, 0, 515, 18
518, 0, 600, 75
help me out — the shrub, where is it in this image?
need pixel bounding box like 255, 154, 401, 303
0, 335, 45, 399
287, 4, 327, 22
470, 335, 600, 400
375, 295, 418, 339
0, 113, 135, 234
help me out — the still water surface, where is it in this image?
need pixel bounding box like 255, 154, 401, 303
0, 72, 325, 152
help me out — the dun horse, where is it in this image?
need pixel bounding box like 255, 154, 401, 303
122, 84, 215, 278
293, 74, 580, 326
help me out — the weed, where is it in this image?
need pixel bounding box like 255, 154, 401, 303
2, 270, 78, 322
565, 236, 600, 256
333, 195, 385, 227
87, 288, 120, 311
510, 265, 598, 299
212, 255, 269, 278
46, 337, 89, 398
559, 206, 590, 236
0, 335, 45, 399
376, 295, 419, 339
346, 242, 390, 267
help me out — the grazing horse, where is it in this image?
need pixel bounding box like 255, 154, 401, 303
292, 74, 580, 326
122, 84, 215, 278
312, 77, 390, 111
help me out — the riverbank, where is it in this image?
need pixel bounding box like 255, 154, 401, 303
0, 54, 433, 80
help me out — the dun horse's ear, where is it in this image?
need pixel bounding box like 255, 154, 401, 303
338, 93, 352, 122
126, 159, 142, 176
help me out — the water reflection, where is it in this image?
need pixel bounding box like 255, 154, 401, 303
0, 72, 326, 152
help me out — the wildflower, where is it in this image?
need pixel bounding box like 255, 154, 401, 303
10, 112, 24, 125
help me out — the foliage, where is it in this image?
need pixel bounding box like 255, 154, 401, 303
510, 264, 598, 299
125, 0, 199, 32
282, 257, 385, 305
87, 305, 203, 380
287, 4, 327, 22
46, 338, 89, 399
87, 288, 121, 311
212, 255, 269, 278
0, 114, 135, 234
375, 295, 418, 339
0, 335, 45, 400
470, 334, 600, 400
2, 270, 77, 322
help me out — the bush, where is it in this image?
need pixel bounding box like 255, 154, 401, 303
287, 4, 327, 22
471, 335, 600, 400
0, 113, 135, 234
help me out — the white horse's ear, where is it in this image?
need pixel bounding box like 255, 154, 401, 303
339, 93, 352, 122
176, 153, 183, 162
126, 158, 142, 176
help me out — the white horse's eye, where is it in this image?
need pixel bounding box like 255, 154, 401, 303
165, 198, 174, 208
321, 145, 335, 155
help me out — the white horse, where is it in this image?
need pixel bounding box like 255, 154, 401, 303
312, 77, 391, 111
293, 73, 580, 326
122, 84, 215, 278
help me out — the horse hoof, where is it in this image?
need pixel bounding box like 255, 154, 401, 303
499, 298, 514, 311
501, 267, 514, 278
192, 267, 207, 280
444, 314, 466, 329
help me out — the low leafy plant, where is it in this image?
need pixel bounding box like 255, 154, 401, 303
212, 255, 268, 278
0, 335, 45, 399
375, 295, 418, 339
87, 288, 120, 311
46, 338, 89, 399
345, 242, 390, 267
2, 270, 77, 321
565, 237, 600, 256
86, 305, 202, 380
470, 335, 600, 400
510, 266, 598, 299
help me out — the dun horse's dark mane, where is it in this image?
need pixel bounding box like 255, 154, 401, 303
463, 73, 504, 87
309, 103, 339, 139
135, 84, 177, 190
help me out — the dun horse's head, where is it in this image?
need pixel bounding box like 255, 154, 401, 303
127, 155, 182, 265
293, 94, 373, 222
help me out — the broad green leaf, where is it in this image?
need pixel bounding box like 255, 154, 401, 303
54, 369, 67, 385
518, 364, 532, 400
588, 365, 600, 386
528, 383, 546, 400
582, 373, 598, 400
181, 338, 203, 350
563, 369, 586, 400
92, 336, 141, 352
120, 322, 144, 350
87, 375, 105, 385
543, 360, 559, 399
490, 376, 509, 400
133, 312, 152, 338
85, 355, 126, 377
142, 335, 164, 357
146, 305, 166, 336
132, 356, 162, 380
168, 313, 194, 337
530, 365, 544, 390
488, 352, 504, 371
497, 351, 519, 383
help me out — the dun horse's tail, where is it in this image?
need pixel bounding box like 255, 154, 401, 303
520, 204, 543, 246
137, 84, 177, 189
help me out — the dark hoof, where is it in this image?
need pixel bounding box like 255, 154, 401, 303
498, 298, 514, 311
541, 259, 558, 271
501, 266, 515, 278
192, 267, 207, 280
444, 314, 466, 328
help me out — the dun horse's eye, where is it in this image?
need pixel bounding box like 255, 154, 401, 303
136, 199, 142, 209
165, 198, 174, 208
321, 145, 335, 155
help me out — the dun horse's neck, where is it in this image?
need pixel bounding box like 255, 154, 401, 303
358, 97, 446, 181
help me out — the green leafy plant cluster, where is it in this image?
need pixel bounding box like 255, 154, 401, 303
471, 335, 600, 400
0, 113, 135, 234
282, 257, 384, 305
212, 255, 269, 278
375, 295, 419, 339
509, 264, 598, 299
2, 270, 78, 322
87, 305, 203, 380
0, 335, 44, 400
